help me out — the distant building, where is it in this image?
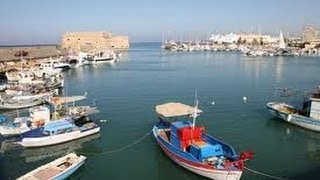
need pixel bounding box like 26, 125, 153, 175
238, 34, 278, 45
61, 31, 129, 52
209, 33, 240, 44
302, 26, 320, 43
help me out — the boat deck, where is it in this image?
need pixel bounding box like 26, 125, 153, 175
278, 106, 298, 114
157, 129, 170, 142
23, 160, 73, 180
31, 167, 62, 180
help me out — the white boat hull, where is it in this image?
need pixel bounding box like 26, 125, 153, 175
20, 127, 100, 147
17, 153, 86, 180
267, 102, 320, 132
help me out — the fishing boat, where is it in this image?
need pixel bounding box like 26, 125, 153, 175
92, 50, 115, 64
17, 153, 86, 180
0, 96, 46, 110
40, 57, 71, 71
11, 91, 52, 101
18, 116, 100, 147
67, 52, 90, 68
266, 91, 320, 132
47, 94, 94, 117
153, 101, 252, 180
0, 106, 54, 137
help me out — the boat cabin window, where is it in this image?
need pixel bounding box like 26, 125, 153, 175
56, 129, 66, 134
48, 127, 73, 135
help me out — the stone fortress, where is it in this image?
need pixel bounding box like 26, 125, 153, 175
0, 31, 129, 62
61, 31, 129, 52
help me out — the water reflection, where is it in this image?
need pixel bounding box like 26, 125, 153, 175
278, 124, 320, 165
23, 133, 101, 163
1, 133, 101, 163
275, 56, 285, 83
240, 56, 264, 85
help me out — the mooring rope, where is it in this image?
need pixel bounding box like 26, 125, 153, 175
92, 130, 151, 156
244, 166, 292, 180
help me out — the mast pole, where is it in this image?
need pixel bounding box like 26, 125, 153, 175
192, 89, 198, 129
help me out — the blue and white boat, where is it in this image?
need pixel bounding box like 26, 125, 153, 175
17, 153, 86, 180
18, 116, 100, 147
267, 96, 320, 132
153, 101, 252, 180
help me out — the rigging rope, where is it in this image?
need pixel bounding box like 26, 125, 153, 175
91, 130, 151, 156
244, 166, 292, 180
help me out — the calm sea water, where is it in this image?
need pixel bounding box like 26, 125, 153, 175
1, 42, 320, 180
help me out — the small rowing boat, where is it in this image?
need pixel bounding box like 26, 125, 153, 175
17, 153, 86, 180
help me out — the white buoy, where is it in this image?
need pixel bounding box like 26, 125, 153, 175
211, 101, 215, 105
243, 96, 247, 103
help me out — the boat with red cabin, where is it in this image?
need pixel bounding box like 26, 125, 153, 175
153, 102, 252, 180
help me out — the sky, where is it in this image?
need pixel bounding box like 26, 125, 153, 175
0, 0, 320, 44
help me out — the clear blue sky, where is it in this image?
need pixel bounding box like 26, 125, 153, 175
0, 0, 319, 44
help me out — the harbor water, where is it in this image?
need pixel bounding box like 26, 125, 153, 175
1, 42, 320, 179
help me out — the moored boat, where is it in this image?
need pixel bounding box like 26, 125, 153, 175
0, 106, 60, 137
40, 57, 71, 71
17, 152, 86, 180
92, 50, 115, 64
153, 102, 252, 180
266, 86, 320, 131
18, 116, 100, 147
0, 97, 46, 110
67, 52, 90, 68
266, 98, 320, 132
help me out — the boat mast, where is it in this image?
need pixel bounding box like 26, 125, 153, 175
279, 30, 286, 49
192, 89, 199, 129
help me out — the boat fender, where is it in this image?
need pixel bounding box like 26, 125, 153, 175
56, 104, 62, 110
0, 116, 6, 123
287, 114, 292, 122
